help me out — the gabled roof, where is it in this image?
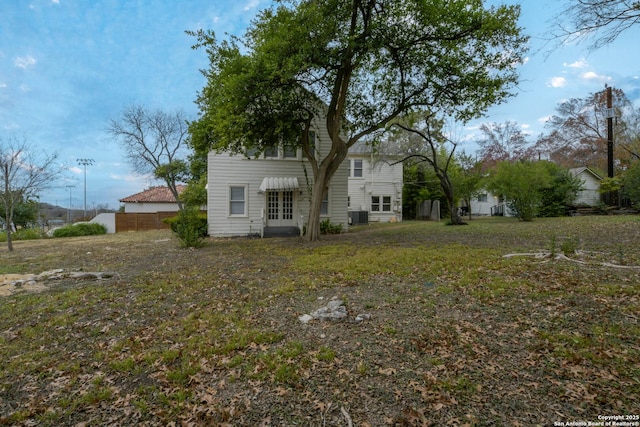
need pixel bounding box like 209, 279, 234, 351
569, 167, 603, 181
120, 185, 186, 203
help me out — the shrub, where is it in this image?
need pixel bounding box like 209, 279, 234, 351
164, 208, 207, 248
52, 223, 107, 238
320, 219, 343, 234
0, 228, 46, 242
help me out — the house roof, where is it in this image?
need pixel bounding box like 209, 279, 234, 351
569, 167, 603, 181
120, 185, 186, 203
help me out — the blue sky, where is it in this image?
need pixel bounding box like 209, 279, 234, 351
1, 0, 639, 211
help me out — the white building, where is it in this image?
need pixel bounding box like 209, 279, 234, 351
569, 167, 603, 206
347, 141, 403, 224
207, 119, 348, 237
119, 185, 184, 213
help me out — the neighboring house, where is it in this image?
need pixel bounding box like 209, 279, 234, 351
207, 122, 348, 237
569, 167, 602, 207
347, 141, 403, 224
464, 191, 515, 217
119, 185, 185, 213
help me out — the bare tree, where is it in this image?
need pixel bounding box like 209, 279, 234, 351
536, 88, 637, 171
477, 121, 534, 170
391, 114, 467, 226
1, 136, 61, 251
552, 0, 640, 50
107, 105, 189, 210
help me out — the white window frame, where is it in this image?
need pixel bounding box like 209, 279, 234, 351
352, 159, 363, 177
229, 184, 248, 217
371, 195, 392, 212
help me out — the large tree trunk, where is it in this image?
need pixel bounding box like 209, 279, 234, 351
304, 143, 348, 241
5, 214, 13, 252
440, 174, 466, 226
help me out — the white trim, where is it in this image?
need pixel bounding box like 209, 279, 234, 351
228, 184, 248, 217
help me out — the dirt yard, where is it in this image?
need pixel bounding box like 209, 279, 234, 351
1, 216, 639, 426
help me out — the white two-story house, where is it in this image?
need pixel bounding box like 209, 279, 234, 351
207, 118, 349, 237
347, 141, 403, 224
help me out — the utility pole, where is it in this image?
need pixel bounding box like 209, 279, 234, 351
66, 185, 75, 224
77, 158, 94, 219
605, 86, 616, 206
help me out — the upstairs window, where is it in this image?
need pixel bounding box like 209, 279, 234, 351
352, 159, 363, 177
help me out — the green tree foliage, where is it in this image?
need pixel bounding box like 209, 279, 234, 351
402, 162, 442, 220
188, 0, 528, 240
451, 152, 485, 219
489, 160, 583, 220
1, 198, 39, 228
391, 115, 466, 225
538, 162, 583, 217
487, 161, 552, 221
622, 162, 640, 208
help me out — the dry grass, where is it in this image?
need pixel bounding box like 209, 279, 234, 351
1, 216, 639, 426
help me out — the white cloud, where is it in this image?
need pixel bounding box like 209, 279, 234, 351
51, 0, 60, 4
538, 115, 552, 124
69, 166, 82, 174
547, 76, 567, 88
14, 55, 37, 69
564, 58, 588, 68
581, 71, 612, 82
243, 0, 260, 11
521, 123, 530, 129
0, 83, 7, 89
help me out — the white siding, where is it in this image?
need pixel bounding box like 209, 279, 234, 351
573, 170, 602, 206
123, 202, 179, 213
208, 127, 348, 237
347, 154, 403, 222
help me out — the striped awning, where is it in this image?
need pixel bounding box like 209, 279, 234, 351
259, 177, 300, 193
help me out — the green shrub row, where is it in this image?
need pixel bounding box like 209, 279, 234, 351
52, 223, 107, 238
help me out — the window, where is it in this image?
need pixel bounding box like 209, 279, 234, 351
229, 186, 246, 216
264, 145, 278, 158
308, 131, 317, 157
245, 147, 259, 158
371, 196, 380, 212
283, 144, 297, 159
321, 192, 329, 215
352, 159, 363, 177
371, 195, 391, 212
477, 193, 488, 202
382, 196, 391, 212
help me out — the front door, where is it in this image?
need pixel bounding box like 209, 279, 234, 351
266, 191, 295, 227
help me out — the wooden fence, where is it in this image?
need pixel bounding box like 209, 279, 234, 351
115, 212, 178, 233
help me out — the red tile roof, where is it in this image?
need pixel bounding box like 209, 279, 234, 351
120, 185, 186, 203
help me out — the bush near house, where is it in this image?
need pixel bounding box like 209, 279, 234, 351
164, 207, 208, 248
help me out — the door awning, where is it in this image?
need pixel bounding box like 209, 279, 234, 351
259, 177, 300, 193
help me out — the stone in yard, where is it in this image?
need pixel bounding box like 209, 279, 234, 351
298, 314, 314, 324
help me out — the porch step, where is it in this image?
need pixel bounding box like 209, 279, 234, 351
263, 226, 301, 238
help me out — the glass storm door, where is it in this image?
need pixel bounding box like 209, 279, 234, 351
267, 191, 295, 227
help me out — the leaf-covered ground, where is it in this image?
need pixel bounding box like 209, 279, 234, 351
1, 216, 639, 426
